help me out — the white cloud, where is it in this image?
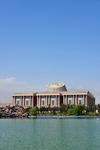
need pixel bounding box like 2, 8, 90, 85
0, 77, 26, 85
0, 77, 27, 92
0, 77, 27, 101
0, 77, 44, 101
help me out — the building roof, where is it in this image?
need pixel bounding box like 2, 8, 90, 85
12, 91, 95, 99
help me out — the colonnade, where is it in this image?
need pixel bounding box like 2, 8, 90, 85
13, 95, 87, 107
63, 95, 87, 106
37, 95, 60, 107
13, 96, 34, 107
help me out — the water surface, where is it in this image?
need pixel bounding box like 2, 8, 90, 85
0, 118, 100, 150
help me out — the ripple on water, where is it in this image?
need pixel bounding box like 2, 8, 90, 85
0, 118, 100, 150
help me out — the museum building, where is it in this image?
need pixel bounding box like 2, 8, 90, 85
12, 82, 95, 107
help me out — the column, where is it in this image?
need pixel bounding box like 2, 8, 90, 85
85, 95, 87, 106
20, 96, 22, 106
58, 95, 60, 106
13, 96, 15, 106
40, 96, 41, 107
30, 96, 32, 106
32, 95, 35, 107
47, 96, 48, 106
37, 96, 38, 106
64, 96, 66, 104
29, 96, 31, 106
63, 95, 65, 104
45, 96, 47, 107
31, 96, 34, 107
55, 96, 57, 106
23, 96, 25, 107
22, 96, 23, 106
82, 95, 85, 105
65, 96, 68, 105
27, 97, 29, 106
15, 96, 16, 105
38, 96, 41, 108
75, 95, 78, 104
48, 96, 50, 106
72, 95, 75, 104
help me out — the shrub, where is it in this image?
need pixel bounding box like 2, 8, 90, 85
24, 107, 31, 113
61, 104, 68, 113
73, 104, 84, 115
0, 112, 3, 117
95, 113, 99, 116
39, 107, 46, 113
87, 112, 95, 116
29, 107, 37, 116
68, 109, 74, 115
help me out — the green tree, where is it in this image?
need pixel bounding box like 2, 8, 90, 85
68, 109, 74, 115
61, 104, 70, 113
40, 107, 46, 113
93, 105, 97, 112
29, 107, 37, 116
24, 107, 31, 114
73, 104, 84, 115
61, 104, 67, 113
98, 104, 100, 108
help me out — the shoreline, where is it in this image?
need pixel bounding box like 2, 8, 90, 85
1, 115, 100, 119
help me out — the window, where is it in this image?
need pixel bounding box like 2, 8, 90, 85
68, 95, 72, 105
51, 96, 55, 105
68, 100, 72, 105
25, 96, 29, 106
17, 101, 20, 105
16, 100, 19, 105
52, 100, 54, 105
42, 96, 45, 105
16, 96, 20, 105
78, 95, 82, 98
78, 95, 82, 104
26, 100, 28, 105
68, 95, 72, 98
79, 99, 82, 104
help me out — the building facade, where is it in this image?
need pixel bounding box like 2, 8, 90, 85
12, 82, 95, 107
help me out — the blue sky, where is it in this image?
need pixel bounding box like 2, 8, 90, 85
0, 0, 100, 103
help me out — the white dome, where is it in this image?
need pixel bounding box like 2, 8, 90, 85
46, 82, 67, 92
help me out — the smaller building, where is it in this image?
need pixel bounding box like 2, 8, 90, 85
12, 82, 95, 107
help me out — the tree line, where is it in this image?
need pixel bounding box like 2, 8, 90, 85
24, 104, 100, 116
